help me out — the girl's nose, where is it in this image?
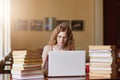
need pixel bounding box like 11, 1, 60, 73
60, 37, 64, 42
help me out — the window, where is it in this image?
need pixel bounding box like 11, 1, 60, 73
0, 0, 11, 60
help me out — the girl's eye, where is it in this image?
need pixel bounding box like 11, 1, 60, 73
57, 35, 67, 39
63, 37, 67, 39
58, 36, 61, 38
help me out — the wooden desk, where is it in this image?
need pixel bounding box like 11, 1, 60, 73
1, 74, 120, 80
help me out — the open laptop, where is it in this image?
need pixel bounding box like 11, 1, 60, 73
48, 50, 86, 77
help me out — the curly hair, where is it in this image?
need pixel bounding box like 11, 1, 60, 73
48, 22, 75, 50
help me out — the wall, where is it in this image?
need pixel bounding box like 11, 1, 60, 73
11, 0, 103, 60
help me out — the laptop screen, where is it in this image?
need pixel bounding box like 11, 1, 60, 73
48, 50, 86, 77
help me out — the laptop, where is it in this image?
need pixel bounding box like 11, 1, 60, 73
48, 50, 86, 77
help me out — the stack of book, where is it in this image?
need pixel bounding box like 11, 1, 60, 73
89, 45, 117, 79
117, 49, 120, 76
11, 50, 44, 79
117, 58, 120, 76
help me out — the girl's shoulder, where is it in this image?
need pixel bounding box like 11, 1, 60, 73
43, 45, 52, 51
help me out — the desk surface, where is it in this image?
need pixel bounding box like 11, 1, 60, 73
0, 74, 120, 80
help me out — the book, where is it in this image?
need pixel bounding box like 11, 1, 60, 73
12, 50, 27, 56
13, 54, 41, 58
12, 63, 41, 67
12, 50, 41, 56
90, 69, 112, 74
12, 66, 42, 70
90, 71, 117, 78
89, 52, 112, 57
27, 49, 41, 54
90, 67, 112, 71
89, 73, 111, 78
12, 74, 44, 79
89, 54, 112, 57
89, 45, 111, 50
90, 72, 111, 76
13, 58, 42, 62
90, 56, 113, 60
11, 69, 43, 75
90, 63, 111, 68
90, 58, 113, 63
13, 62, 42, 64
89, 49, 112, 52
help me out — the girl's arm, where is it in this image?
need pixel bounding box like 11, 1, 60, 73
42, 45, 51, 68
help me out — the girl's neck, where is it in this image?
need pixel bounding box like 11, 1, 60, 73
53, 44, 65, 51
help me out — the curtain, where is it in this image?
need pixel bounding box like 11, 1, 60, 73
0, 0, 11, 60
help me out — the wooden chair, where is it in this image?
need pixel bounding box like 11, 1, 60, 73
0, 52, 13, 74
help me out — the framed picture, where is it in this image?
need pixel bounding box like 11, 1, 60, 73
71, 20, 84, 31
16, 19, 28, 31
29, 19, 43, 31
44, 17, 56, 31
56, 20, 70, 26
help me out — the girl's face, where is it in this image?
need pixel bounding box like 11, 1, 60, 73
57, 31, 68, 46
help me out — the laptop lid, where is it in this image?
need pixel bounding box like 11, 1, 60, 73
48, 50, 86, 77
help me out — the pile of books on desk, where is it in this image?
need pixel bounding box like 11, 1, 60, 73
117, 59, 120, 76
116, 49, 120, 76
11, 50, 44, 79
89, 45, 117, 79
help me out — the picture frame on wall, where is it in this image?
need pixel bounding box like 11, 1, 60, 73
71, 20, 84, 31
56, 20, 70, 26
29, 19, 43, 31
16, 19, 28, 31
44, 17, 56, 31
